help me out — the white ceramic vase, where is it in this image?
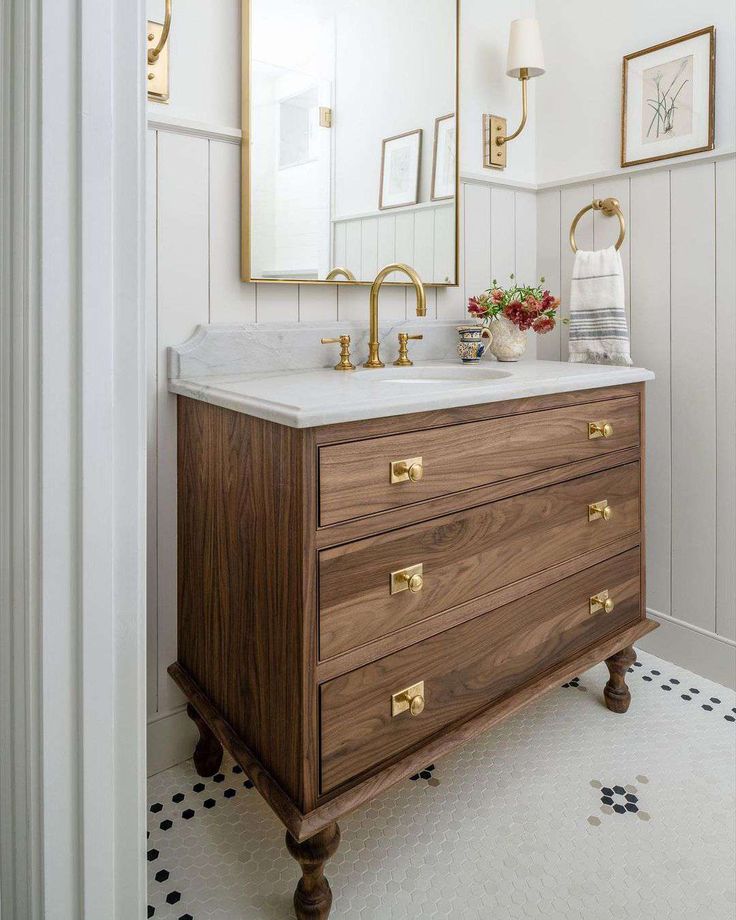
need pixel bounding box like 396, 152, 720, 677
488, 315, 527, 361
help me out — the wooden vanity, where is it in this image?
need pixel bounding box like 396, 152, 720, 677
169, 380, 656, 919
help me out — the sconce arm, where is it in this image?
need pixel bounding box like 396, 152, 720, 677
496, 69, 529, 146
148, 0, 172, 64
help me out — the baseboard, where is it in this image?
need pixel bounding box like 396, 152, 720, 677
638, 608, 736, 690
147, 706, 198, 777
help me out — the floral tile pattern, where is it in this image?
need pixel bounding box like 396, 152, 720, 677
148, 650, 735, 920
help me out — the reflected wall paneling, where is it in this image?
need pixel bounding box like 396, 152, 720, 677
147, 121, 539, 769
535, 154, 736, 685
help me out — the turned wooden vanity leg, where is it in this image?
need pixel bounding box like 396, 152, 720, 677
285, 822, 341, 920
604, 645, 637, 713
186, 703, 224, 776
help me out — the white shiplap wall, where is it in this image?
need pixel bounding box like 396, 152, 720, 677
146, 121, 538, 771
537, 154, 736, 686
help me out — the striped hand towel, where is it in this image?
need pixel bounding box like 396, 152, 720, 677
568, 246, 632, 366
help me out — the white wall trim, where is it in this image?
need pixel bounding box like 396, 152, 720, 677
1, 1, 148, 917
147, 707, 199, 778
147, 112, 242, 144
640, 608, 736, 690
536, 148, 736, 191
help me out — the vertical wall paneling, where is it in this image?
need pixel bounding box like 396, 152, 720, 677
336, 284, 367, 322
490, 187, 515, 283
670, 162, 717, 632
630, 169, 672, 617
156, 131, 210, 713
146, 129, 159, 717
255, 283, 299, 323
393, 213, 415, 283
433, 205, 456, 286
593, 176, 631, 333
333, 221, 347, 268
413, 210, 435, 283
715, 158, 736, 640
345, 221, 362, 278
377, 215, 396, 273
209, 140, 256, 324
515, 189, 538, 358
535, 188, 561, 360
463, 183, 492, 299
560, 184, 595, 360
361, 218, 379, 279
437, 187, 465, 320
299, 283, 338, 323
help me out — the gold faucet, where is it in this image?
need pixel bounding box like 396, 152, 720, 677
364, 264, 426, 368
325, 266, 357, 282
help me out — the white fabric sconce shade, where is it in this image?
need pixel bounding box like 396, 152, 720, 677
506, 18, 545, 78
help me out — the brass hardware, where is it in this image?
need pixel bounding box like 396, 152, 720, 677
484, 69, 528, 170
390, 563, 424, 596
570, 198, 626, 253
588, 500, 613, 522
319, 106, 333, 128
147, 0, 172, 103
394, 333, 424, 367
364, 264, 427, 368
588, 421, 614, 440
390, 457, 423, 484
325, 267, 356, 282
391, 681, 425, 718
321, 335, 355, 371
590, 590, 615, 615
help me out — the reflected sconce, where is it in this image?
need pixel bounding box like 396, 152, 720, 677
483, 18, 545, 170
147, 0, 172, 103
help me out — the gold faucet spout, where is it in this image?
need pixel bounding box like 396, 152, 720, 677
364, 263, 426, 368
325, 266, 357, 282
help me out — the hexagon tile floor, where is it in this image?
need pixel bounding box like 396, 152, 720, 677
147, 649, 736, 920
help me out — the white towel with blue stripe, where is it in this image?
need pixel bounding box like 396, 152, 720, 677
568, 246, 632, 366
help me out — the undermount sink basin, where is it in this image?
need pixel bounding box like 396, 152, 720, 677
352, 365, 512, 386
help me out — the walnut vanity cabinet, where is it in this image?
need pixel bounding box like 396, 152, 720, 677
170, 382, 656, 920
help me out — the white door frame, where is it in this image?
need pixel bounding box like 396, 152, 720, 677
1, 0, 147, 917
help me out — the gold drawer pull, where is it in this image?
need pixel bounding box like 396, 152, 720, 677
590, 590, 615, 615
391, 681, 425, 717
588, 421, 614, 440
588, 499, 613, 522
390, 563, 424, 595
390, 456, 423, 484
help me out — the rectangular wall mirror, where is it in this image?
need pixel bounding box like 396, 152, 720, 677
241, 0, 459, 285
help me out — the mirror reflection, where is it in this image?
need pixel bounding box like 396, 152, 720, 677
244, 0, 458, 284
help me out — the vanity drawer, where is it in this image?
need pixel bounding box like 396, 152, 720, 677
318, 396, 640, 526
319, 462, 640, 659
320, 548, 641, 793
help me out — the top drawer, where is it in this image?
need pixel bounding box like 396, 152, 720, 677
318, 396, 639, 526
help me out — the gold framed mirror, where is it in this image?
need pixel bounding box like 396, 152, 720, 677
241, 0, 459, 285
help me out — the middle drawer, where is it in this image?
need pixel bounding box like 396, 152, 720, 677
319, 462, 640, 660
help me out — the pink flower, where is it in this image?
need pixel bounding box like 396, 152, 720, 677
490, 288, 504, 303
532, 316, 555, 334
468, 297, 486, 315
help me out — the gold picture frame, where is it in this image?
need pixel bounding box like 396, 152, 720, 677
240, 0, 461, 285
621, 26, 715, 169
378, 129, 423, 210
431, 114, 456, 201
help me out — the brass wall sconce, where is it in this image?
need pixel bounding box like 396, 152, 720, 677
484, 18, 545, 170
147, 0, 172, 103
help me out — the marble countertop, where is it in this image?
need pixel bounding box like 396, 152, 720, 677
170, 359, 654, 429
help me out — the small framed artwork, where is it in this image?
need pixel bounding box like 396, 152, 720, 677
379, 129, 422, 209
621, 26, 715, 168
431, 113, 456, 201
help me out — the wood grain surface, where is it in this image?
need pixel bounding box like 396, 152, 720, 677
319, 463, 640, 659
318, 396, 639, 525
320, 548, 641, 793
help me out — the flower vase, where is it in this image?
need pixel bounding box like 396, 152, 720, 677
488, 315, 527, 362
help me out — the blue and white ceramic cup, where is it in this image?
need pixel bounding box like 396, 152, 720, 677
456, 325, 492, 364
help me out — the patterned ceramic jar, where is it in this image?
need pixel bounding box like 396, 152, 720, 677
456, 325, 492, 364
489, 315, 527, 361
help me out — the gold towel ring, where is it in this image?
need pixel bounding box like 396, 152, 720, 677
569, 197, 626, 253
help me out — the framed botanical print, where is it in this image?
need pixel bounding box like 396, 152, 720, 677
379, 129, 422, 209
621, 26, 715, 168
431, 113, 456, 200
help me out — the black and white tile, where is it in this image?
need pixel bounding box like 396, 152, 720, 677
148, 650, 736, 919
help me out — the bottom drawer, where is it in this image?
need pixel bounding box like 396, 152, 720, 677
320, 548, 641, 794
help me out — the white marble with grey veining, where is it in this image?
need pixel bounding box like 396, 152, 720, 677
168, 323, 654, 428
